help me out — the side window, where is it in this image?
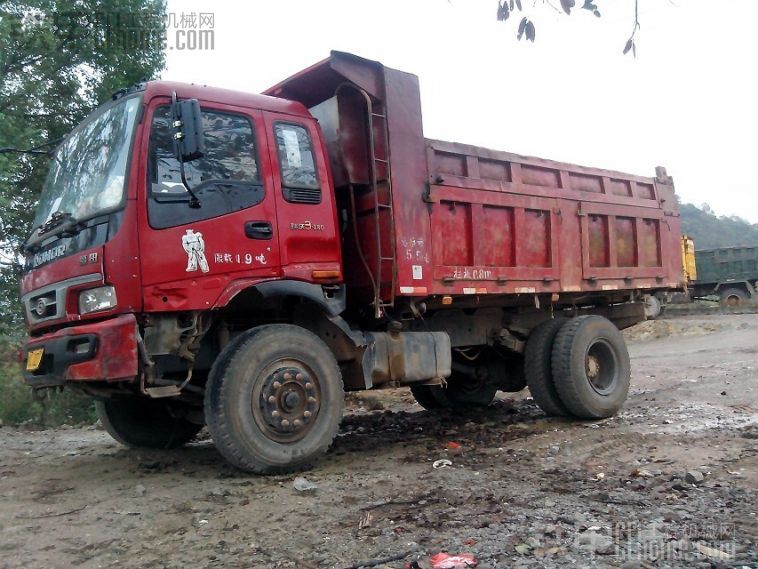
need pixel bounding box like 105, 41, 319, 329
148, 106, 264, 228
274, 122, 321, 204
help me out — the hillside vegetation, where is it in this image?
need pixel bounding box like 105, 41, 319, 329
680, 202, 758, 250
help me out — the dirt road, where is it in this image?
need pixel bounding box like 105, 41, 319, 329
1, 314, 756, 568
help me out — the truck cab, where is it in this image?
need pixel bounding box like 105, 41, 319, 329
21, 81, 343, 388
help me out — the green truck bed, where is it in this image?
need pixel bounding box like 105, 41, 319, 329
694, 246, 758, 284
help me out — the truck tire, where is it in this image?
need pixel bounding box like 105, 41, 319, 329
96, 399, 202, 449
551, 315, 630, 419
524, 318, 568, 417
643, 295, 662, 320
410, 373, 497, 410
445, 373, 498, 407
719, 287, 748, 307
204, 324, 344, 474
410, 383, 448, 410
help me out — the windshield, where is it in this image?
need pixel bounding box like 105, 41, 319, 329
32, 96, 141, 230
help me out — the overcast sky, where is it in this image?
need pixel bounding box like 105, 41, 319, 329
164, 0, 757, 222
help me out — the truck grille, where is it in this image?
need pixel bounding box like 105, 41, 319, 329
22, 273, 102, 324
283, 187, 321, 204
28, 291, 56, 320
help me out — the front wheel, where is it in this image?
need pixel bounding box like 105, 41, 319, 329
204, 324, 344, 474
719, 287, 748, 307
96, 399, 202, 449
551, 316, 631, 419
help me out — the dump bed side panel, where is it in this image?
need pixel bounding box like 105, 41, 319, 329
694, 246, 758, 284
421, 140, 683, 297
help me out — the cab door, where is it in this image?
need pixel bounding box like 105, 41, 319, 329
261, 113, 341, 281
138, 99, 281, 312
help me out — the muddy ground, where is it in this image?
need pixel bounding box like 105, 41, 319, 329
0, 314, 756, 569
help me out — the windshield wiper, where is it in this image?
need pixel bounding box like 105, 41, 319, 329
22, 211, 84, 253
40, 211, 79, 236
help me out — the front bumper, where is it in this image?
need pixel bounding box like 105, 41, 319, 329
22, 314, 139, 388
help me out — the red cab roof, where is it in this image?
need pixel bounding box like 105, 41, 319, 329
141, 80, 311, 118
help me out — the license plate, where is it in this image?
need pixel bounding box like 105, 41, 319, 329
26, 348, 44, 371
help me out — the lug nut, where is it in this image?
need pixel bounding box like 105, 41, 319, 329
281, 419, 290, 427
268, 395, 276, 404
296, 373, 304, 381
284, 372, 292, 380
308, 396, 317, 404
273, 381, 281, 389
303, 410, 312, 418
272, 410, 280, 418
305, 382, 313, 390
293, 419, 303, 427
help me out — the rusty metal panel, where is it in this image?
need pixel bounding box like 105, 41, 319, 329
426, 141, 682, 295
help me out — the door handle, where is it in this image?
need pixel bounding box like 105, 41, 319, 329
244, 221, 273, 240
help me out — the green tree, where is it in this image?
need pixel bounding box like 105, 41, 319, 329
0, 0, 166, 336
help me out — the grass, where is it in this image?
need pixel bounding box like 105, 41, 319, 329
0, 341, 96, 427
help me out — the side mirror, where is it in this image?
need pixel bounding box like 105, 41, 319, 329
171, 98, 205, 162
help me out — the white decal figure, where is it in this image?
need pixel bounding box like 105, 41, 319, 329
182, 229, 210, 273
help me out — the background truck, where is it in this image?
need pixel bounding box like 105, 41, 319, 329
683, 241, 758, 306
19, 52, 684, 473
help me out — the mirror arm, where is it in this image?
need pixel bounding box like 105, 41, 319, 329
177, 156, 201, 209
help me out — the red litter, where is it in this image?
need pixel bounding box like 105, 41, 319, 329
430, 553, 478, 568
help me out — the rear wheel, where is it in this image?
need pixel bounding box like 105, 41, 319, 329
444, 372, 498, 407
96, 399, 202, 449
410, 383, 447, 410
551, 315, 630, 419
204, 324, 344, 474
524, 318, 568, 416
410, 369, 498, 410
719, 287, 748, 307
643, 294, 662, 319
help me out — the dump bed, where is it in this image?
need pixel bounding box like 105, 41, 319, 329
265, 52, 683, 309
693, 246, 758, 285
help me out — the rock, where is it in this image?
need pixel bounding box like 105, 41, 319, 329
134, 484, 146, 497
514, 543, 531, 555
659, 508, 682, 522
293, 477, 318, 492
573, 532, 615, 555
694, 542, 733, 560
631, 468, 653, 478
685, 470, 705, 484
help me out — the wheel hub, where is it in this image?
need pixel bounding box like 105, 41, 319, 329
585, 339, 619, 396
257, 366, 320, 442
586, 355, 600, 379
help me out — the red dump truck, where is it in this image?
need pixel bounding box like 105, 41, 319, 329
20, 52, 683, 472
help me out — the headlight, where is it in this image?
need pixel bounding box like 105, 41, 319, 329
79, 286, 118, 314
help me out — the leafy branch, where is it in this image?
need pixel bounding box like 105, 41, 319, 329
623, 0, 641, 56
497, 0, 642, 56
